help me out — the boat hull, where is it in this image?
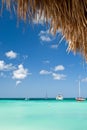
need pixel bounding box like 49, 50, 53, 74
56, 95, 63, 100
76, 97, 86, 101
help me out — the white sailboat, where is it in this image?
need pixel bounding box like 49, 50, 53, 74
76, 80, 85, 101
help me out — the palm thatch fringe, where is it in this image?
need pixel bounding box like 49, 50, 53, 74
1, 0, 87, 60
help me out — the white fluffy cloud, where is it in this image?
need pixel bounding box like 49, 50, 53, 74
52, 73, 66, 80
0, 60, 15, 71
54, 65, 65, 71
82, 78, 87, 82
39, 30, 49, 35
16, 80, 22, 86
12, 64, 28, 80
40, 35, 51, 42
5, 50, 17, 59
39, 30, 53, 42
39, 64, 66, 80
39, 70, 51, 75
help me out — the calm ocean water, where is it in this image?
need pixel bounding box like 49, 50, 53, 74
0, 99, 87, 130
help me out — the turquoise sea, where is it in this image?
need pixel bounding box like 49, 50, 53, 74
0, 99, 87, 130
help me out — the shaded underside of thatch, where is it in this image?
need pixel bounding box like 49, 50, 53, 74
1, 0, 87, 60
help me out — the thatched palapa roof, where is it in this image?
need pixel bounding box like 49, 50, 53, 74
1, 0, 87, 60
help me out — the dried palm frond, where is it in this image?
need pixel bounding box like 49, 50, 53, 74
1, 0, 87, 60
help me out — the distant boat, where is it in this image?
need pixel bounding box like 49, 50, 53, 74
56, 94, 63, 100
76, 97, 85, 101
25, 97, 29, 101
76, 80, 86, 101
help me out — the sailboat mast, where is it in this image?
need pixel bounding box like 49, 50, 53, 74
45, 91, 48, 99
76, 79, 85, 101
79, 80, 81, 97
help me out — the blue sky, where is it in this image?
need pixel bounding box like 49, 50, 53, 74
0, 10, 87, 98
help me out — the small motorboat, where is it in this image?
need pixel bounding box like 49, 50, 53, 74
56, 94, 63, 100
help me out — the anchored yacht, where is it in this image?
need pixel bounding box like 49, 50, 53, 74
76, 80, 86, 101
